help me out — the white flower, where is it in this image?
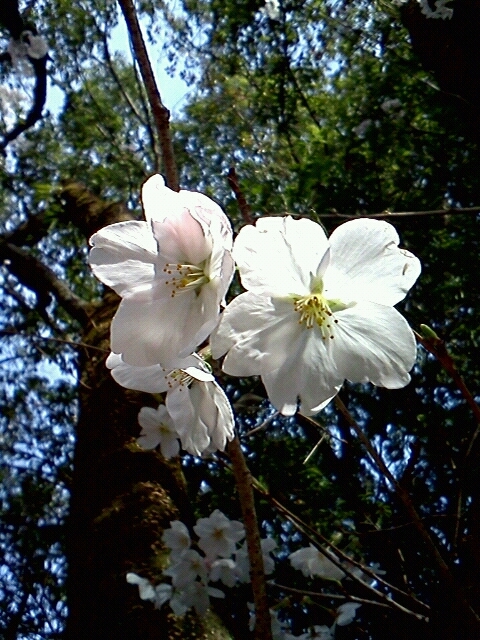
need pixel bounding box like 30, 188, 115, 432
89, 174, 234, 368
174, 581, 225, 616
335, 602, 361, 626
289, 545, 345, 581
212, 217, 420, 416
153, 583, 173, 609
352, 118, 372, 138
126, 573, 155, 601
164, 549, 208, 588
106, 352, 235, 456
137, 405, 180, 458
8, 31, 48, 71
209, 558, 238, 587
194, 509, 245, 560
162, 521, 191, 556
235, 537, 276, 582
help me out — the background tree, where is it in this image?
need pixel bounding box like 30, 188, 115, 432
1, 0, 480, 638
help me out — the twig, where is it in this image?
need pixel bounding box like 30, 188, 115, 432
117, 0, 179, 190
415, 330, 480, 457
227, 167, 255, 225
227, 435, 272, 640
250, 475, 430, 619
334, 395, 480, 626
317, 206, 480, 219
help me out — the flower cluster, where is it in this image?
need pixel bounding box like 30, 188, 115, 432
89, 174, 420, 447
127, 510, 276, 615
89, 175, 236, 456
391, 0, 453, 19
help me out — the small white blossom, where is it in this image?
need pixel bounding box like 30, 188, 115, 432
162, 521, 191, 556
153, 583, 173, 608
209, 558, 238, 587
212, 217, 420, 416
380, 98, 402, 112
164, 549, 208, 588
235, 537, 276, 582
297, 625, 334, 640
194, 509, 245, 560
106, 353, 234, 456
137, 405, 180, 458
89, 174, 234, 369
126, 573, 155, 601
289, 545, 345, 581
335, 602, 361, 626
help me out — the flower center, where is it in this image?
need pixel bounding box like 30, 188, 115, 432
294, 293, 338, 338
162, 263, 210, 297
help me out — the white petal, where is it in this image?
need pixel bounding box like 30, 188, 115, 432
166, 385, 210, 456
325, 218, 421, 306
107, 356, 169, 392
233, 216, 329, 297
332, 302, 417, 387
88, 221, 157, 296
110, 289, 200, 368
213, 293, 341, 414
142, 174, 185, 223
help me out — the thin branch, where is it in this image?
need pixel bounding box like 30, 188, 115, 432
414, 330, 480, 457
317, 206, 480, 219
334, 395, 480, 626
249, 474, 430, 619
227, 167, 255, 225
117, 0, 179, 190
227, 435, 273, 640
1, 53, 48, 151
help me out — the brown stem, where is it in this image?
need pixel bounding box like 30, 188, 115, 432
334, 395, 480, 626
249, 475, 430, 620
415, 330, 480, 457
227, 436, 272, 640
227, 167, 255, 225
117, 0, 179, 191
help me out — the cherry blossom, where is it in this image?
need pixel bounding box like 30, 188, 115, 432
106, 353, 234, 456
289, 545, 345, 581
212, 216, 420, 416
136, 405, 179, 458
194, 509, 245, 559
162, 521, 191, 556
89, 174, 234, 368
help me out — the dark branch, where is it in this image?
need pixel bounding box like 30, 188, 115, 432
117, 0, 179, 191
0, 240, 92, 326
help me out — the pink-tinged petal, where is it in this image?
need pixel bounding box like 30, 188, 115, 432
187, 193, 233, 250
88, 221, 157, 296
152, 209, 212, 266
325, 218, 421, 306
233, 217, 329, 297
331, 302, 417, 387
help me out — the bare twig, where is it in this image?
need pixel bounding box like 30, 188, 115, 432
227, 167, 255, 225
227, 436, 272, 640
415, 330, 480, 457
117, 0, 179, 190
317, 206, 480, 219
334, 395, 480, 626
